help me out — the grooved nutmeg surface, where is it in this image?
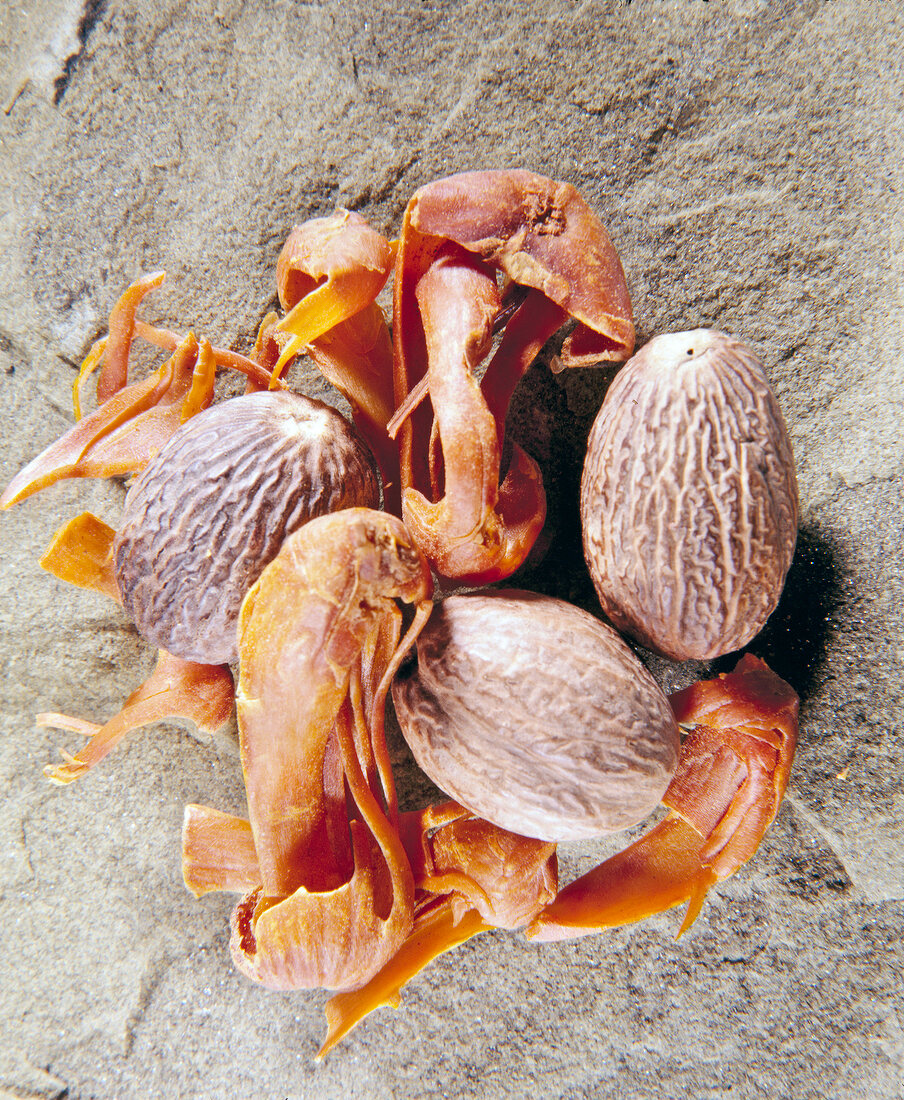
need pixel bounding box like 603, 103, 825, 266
113, 392, 379, 664
392, 590, 679, 842
581, 329, 799, 661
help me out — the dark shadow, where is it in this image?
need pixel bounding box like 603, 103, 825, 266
718, 521, 846, 703
53, 1, 109, 106
502, 359, 618, 610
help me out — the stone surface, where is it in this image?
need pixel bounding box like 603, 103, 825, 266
1, 1, 902, 1098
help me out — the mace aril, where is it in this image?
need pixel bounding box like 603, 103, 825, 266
2, 181, 804, 1061
179, 509, 559, 1049
391, 169, 635, 584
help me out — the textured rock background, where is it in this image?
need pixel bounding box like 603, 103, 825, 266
1, 1, 902, 1097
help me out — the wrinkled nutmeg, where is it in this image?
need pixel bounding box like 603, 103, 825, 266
392, 590, 679, 842
114, 391, 379, 664
581, 330, 798, 661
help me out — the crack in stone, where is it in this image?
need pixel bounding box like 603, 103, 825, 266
0, 328, 29, 376
652, 182, 796, 225
121, 952, 176, 1056
53, 0, 108, 106
0, 1050, 68, 1100
784, 792, 859, 890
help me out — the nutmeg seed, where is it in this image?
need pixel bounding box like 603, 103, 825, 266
581, 330, 798, 661
392, 590, 680, 843
114, 391, 380, 664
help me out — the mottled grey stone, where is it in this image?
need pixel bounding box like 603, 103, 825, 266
1, 1, 902, 1098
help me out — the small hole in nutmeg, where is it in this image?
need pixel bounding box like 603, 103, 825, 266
687, 348, 694, 356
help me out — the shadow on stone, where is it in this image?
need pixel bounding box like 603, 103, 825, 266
716, 522, 846, 702
503, 360, 617, 610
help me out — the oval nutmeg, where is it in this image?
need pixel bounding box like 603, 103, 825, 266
580, 329, 799, 661
392, 590, 680, 842
113, 391, 380, 664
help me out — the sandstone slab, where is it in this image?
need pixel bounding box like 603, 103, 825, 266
1, 2, 902, 1098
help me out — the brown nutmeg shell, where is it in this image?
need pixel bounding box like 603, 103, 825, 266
392, 590, 679, 843
114, 392, 380, 664
581, 330, 799, 661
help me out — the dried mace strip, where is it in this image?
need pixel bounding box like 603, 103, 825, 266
183, 508, 434, 992
392, 590, 680, 842
391, 169, 635, 584
529, 654, 799, 940
114, 391, 380, 665
581, 330, 799, 661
